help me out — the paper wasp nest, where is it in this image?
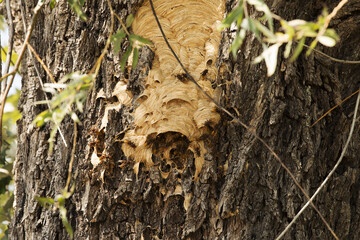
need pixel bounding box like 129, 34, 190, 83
122, 0, 225, 178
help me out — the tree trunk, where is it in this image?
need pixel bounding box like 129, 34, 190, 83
10, 0, 360, 239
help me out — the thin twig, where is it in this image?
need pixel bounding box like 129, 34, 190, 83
65, 121, 77, 191
276, 90, 360, 240
0, 0, 14, 147
148, 0, 338, 239
2, 0, 15, 92
243, 0, 249, 19
27, 44, 56, 83
305, 43, 360, 64
113, 12, 130, 36
89, 0, 115, 76
312, 89, 360, 127
0, 1, 43, 83
316, 0, 348, 42
19, 0, 67, 147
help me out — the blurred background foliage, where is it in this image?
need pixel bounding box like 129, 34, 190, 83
1, 10, 20, 239
0, 89, 19, 239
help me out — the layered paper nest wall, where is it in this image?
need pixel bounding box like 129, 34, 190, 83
122, 0, 225, 178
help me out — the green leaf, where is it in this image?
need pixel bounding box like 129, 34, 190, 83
236, 8, 244, 28
111, 29, 126, 42
218, 2, 244, 30
284, 40, 292, 58
129, 34, 153, 45
55, 194, 65, 205
290, 37, 305, 62
33, 110, 52, 127
324, 29, 339, 41
126, 14, 134, 28
247, 19, 261, 41
247, 0, 273, 32
62, 185, 75, 199
132, 47, 139, 69
306, 39, 318, 56
48, 125, 58, 154
59, 206, 73, 238
280, 20, 296, 38
0, 15, 5, 30
75, 98, 84, 113
252, 19, 275, 40
121, 45, 133, 72
111, 29, 126, 55
1, 47, 18, 65
66, 0, 87, 21
318, 8, 329, 25
35, 197, 55, 209
50, 0, 58, 9
296, 23, 318, 38
230, 29, 246, 58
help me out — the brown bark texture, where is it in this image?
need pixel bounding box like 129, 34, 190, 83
9, 0, 360, 239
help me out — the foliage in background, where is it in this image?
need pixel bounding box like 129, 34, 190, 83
0, 15, 5, 30
1, 47, 18, 66
0, 90, 21, 239
218, 0, 339, 76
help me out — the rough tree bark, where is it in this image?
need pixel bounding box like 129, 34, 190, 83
9, 0, 360, 239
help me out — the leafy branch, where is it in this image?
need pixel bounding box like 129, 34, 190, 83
33, 72, 93, 153
33, 0, 153, 155
218, 0, 349, 76
111, 13, 153, 72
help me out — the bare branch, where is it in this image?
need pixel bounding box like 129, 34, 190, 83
303, 43, 360, 64
65, 121, 77, 192
89, 0, 115, 76
113, 12, 130, 36
312, 89, 360, 127
316, 0, 348, 42
27, 44, 56, 84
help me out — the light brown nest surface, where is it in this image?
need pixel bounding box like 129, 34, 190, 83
122, 0, 225, 178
